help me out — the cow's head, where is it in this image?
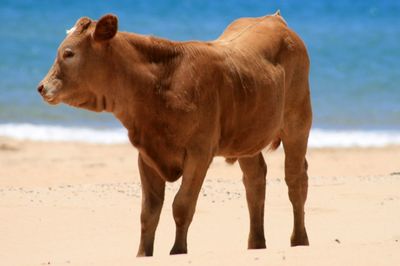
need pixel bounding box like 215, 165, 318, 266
37, 14, 118, 111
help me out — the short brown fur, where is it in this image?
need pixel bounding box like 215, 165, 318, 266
38, 12, 312, 256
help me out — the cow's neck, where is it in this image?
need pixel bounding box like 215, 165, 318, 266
124, 32, 183, 64
109, 32, 184, 130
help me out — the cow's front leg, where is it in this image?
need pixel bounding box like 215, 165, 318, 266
137, 154, 166, 257
170, 152, 211, 255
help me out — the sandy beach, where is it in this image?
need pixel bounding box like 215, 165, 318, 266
1, 137, 399, 265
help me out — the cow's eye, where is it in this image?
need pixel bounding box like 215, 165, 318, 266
63, 48, 74, 59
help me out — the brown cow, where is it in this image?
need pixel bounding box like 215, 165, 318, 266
38, 11, 312, 256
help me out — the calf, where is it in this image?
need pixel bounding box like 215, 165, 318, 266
38, 11, 312, 256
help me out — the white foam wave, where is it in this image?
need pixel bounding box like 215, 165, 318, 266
0, 123, 129, 144
1, 124, 400, 147
309, 128, 400, 148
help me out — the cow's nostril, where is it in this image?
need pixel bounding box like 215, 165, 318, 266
38, 84, 44, 94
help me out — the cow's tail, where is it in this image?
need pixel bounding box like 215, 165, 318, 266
268, 137, 281, 151
225, 157, 238, 164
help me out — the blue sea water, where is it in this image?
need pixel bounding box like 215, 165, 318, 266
0, 0, 399, 146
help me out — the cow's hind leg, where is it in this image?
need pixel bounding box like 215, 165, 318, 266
137, 154, 166, 257
281, 61, 312, 246
238, 153, 267, 249
282, 135, 310, 246
282, 107, 312, 246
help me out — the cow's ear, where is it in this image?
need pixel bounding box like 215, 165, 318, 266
93, 14, 118, 42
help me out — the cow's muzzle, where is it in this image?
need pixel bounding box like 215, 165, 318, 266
37, 82, 61, 105
37, 84, 44, 95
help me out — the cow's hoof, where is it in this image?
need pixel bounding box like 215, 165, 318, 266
136, 250, 153, 257
290, 231, 309, 246
170, 246, 188, 255
248, 239, 267, 249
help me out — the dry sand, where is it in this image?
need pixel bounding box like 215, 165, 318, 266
0, 137, 399, 265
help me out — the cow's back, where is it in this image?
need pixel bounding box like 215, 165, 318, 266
215, 13, 289, 62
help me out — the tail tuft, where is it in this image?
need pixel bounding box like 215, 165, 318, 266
268, 137, 281, 151
225, 157, 238, 164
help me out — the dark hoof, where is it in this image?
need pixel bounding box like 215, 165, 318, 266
290, 233, 309, 246
248, 234, 266, 249
136, 250, 153, 257
291, 239, 309, 246
170, 246, 187, 255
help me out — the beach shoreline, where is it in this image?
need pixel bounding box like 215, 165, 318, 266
1, 137, 399, 265
1, 137, 399, 186
2, 123, 400, 148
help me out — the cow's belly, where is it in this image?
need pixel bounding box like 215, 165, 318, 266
216, 93, 283, 158
217, 120, 280, 157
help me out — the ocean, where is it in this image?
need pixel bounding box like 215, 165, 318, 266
0, 0, 399, 147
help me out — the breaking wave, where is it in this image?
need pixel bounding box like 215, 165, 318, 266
1, 124, 400, 148
0, 123, 128, 144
